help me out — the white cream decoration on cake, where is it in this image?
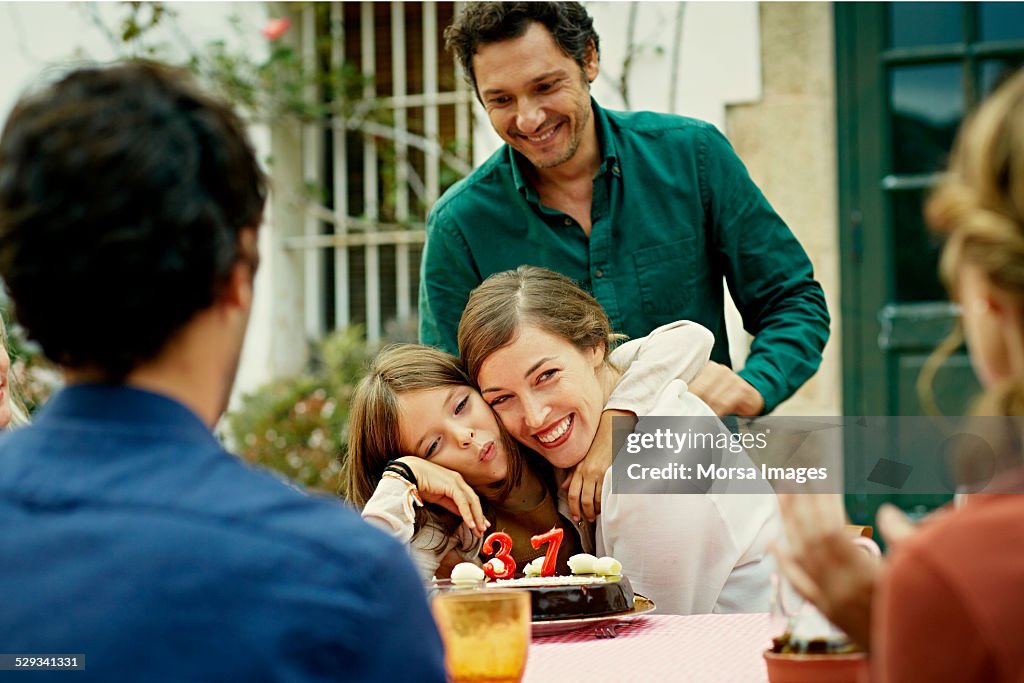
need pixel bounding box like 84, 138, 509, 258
482, 557, 506, 577
568, 553, 622, 576
567, 553, 598, 575
594, 556, 623, 576
523, 557, 544, 577
450, 562, 485, 584
489, 575, 610, 587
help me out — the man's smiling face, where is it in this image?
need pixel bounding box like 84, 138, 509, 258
473, 22, 598, 170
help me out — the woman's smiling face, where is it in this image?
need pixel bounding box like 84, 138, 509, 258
396, 385, 509, 487
477, 324, 606, 470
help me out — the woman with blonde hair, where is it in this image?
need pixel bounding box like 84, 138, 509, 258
458, 265, 781, 614
348, 326, 716, 581
777, 71, 1024, 682
0, 315, 30, 429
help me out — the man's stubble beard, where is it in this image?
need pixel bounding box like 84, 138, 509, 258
517, 70, 594, 171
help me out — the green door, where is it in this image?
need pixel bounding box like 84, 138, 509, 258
835, 2, 1024, 524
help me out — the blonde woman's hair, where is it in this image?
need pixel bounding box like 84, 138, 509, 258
0, 316, 30, 428
922, 70, 1024, 417
458, 265, 625, 382
344, 344, 525, 549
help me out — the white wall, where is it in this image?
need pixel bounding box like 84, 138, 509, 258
0, 3, 268, 119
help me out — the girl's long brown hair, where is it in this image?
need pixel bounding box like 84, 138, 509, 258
345, 344, 525, 551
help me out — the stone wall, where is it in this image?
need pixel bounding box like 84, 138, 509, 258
727, 2, 842, 416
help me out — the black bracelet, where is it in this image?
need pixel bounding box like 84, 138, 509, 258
385, 459, 418, 488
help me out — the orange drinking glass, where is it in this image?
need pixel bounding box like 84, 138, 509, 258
430, 589, 531, 683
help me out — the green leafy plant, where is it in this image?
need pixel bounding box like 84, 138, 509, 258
5, 328, 62, 418
87, 2, 377, 125
225, 326, 379, 496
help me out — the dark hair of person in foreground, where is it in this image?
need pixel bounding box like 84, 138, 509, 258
0, 60, 266, 380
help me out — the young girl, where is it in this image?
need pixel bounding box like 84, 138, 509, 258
458, 265, 781, 614
347, 344, 582, 580
777, 71, 1024, 682
347, 321, 713, 581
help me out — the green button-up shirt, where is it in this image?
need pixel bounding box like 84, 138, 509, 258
419, 99, 829, 413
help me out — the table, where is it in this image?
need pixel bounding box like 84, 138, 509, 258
523, 613, 772, 683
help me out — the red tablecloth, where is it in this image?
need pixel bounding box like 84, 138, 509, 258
523, 613, 772, 683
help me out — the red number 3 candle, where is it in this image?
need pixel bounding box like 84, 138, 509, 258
481, 531, 516, 579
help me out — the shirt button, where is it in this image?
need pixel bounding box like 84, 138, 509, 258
595, 269, 604, 278
563, 218, 573, 226
612, 165, 621, 176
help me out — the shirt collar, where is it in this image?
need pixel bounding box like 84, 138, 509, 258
508, 97, 620, 201
37, 383, 217, 444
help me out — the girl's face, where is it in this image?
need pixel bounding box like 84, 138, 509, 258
957, 262, 1020, 389
477, 324, 606, 470
0, 337, 11, 430
397, 385, 509, 488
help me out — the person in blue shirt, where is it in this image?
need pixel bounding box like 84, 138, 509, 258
0, 61, 445, 683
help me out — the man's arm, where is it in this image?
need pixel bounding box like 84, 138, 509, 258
700, 126, 830, 413
688, 361, 765, 417
326, 532, 448, 682
418, 205, 482, 353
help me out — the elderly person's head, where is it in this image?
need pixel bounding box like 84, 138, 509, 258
0, 316, 29, 429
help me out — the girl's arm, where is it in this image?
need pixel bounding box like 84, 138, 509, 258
361, 457, 488, 538
361, 468, 483, 581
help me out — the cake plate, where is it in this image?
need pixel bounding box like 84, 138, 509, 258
531, 594, 656, 637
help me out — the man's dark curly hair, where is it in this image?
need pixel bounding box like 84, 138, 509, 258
444, 2, 600, 96
0, 61, 267, 380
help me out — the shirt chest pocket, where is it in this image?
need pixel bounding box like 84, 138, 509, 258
633, 238, 700, 315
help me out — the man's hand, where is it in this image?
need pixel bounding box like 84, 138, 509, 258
397, 456, 489, 537
775, 494, 881, 650
688, 361, 765, 416
562, 409, 636, 522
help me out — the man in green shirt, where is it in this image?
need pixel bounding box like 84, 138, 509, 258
420, 1, 829, 417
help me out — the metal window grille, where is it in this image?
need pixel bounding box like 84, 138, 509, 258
282, 1, 474, 343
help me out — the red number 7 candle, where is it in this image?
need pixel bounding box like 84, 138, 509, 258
530, 527, 564, 578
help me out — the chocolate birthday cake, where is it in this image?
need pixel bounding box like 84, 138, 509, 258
448, 529, 636, 621
486, 574, 635, 621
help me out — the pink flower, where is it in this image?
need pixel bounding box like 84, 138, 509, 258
262, 17, 291, 41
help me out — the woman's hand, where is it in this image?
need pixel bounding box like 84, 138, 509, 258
396, 456, 489, 537
775, 494, 882, 650
876, 502, 918, 549
562, 409, 635, 522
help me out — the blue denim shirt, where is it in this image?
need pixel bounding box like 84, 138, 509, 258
0, 384, 445, 682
